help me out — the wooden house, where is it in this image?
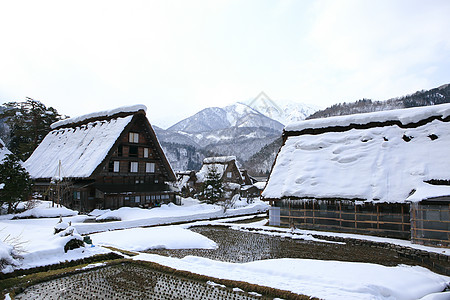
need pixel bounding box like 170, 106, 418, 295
24, 105, 177, 212
262, 103, 450, 247
196, 156, 243, 184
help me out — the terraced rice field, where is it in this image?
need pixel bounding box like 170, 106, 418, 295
15, 223, 433, 299
15, 263, 266, 300
147, 225, 422, 266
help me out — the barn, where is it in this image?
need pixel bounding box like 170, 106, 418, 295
24, 105, 177, 212
262, 103, 450, 247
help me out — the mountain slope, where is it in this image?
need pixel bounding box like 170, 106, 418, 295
307, 83, 450, 120
159, 97, 319, 173
245, 92, 320, 125
168, 102, 283, 133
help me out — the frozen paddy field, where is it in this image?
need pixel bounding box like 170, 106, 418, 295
15, 263, 267, 300
14, 223, 450, 300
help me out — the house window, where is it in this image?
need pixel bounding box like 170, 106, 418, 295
130, 162, 138, 172
129, 145, 138, 157
109, 161, 120, 173
118, 145, 123, 157
155, 178, 159, 184
135, 196, 141, 203
73, 191, 81, 200
146, 162, 155, 173
129, 132, 139, 143
144, 148, 149, 158
227, 172, 232, 178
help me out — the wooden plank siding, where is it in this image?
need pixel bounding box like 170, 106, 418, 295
274, 199, 411, 240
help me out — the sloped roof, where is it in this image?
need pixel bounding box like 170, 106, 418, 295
203, 156, 236, 164
196, 156, 242, 183
263, 104, 450, 203
51, 104, 146, 129
285, 103, 450, 133
25, 116, 133, 179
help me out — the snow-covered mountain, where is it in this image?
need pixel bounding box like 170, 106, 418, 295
244, 92, 320, 125
168, 102, 283, 133
158, 96, 318, 173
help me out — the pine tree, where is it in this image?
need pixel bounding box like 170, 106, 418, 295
200, 165, 224, 204
0, 98, 64, 160
0, 154, 32, 214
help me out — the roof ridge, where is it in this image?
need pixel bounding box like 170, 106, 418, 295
51, 104, 147, 129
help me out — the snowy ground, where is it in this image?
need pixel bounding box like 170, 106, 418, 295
0, 199, 268, 270
0, 199, 449, 299
133, 254, 449, 300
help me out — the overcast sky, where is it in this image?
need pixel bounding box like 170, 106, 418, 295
1, 0, 449, 128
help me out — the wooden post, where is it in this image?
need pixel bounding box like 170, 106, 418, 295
377, 205, 380, 230
312, 201, 315, 225
354, 203, 357, 228
411, 203, 417, 242
401, 205, 405, 232
339, 201, 342, 228
304, 200, 306, 224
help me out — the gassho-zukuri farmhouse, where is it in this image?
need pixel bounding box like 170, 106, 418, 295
262, 103, 450, 248
24, 105, 177, 212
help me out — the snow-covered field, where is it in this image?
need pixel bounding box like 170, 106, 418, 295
134, 254, 449, 300
0, 199, 449, 299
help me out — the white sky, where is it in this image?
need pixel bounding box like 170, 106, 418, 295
1, 0, 449, 128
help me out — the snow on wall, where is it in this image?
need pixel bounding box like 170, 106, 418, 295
263, 116, 450, 203
0, 137, 12, 162
203, 156, 236, 164
285, 103, 450, 132
24, 116, 133, 179
51, 104, 147, 129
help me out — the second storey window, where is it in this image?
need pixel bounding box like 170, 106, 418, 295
146, 162, 155, 173
227, 172, 232, 178
129, 145, 138, 157
113, 161, 120, 172
130, 162, 138, 173
143, 148, 149, 158
129, 132, 139, 143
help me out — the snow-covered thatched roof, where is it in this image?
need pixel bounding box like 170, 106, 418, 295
25, 116, 133, 179
51, 104, 146, 129
0, 138, 12, 163
285, 103, 450, 133
196, 156, 242, 183
203, 156, 236, 164
25, 106, 150, 179
263, 103, 450, 203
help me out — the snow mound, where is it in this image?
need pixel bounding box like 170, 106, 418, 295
0, 240, 20, 273
14, 201, 78, 219
91, 226, 217, 251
